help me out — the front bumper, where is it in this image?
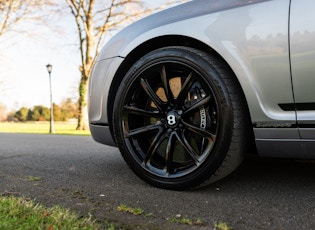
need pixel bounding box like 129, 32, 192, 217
89, 123, 117, 147
88, 56, 124, 147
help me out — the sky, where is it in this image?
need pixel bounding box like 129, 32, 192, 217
0, 3, 80, 111
0, 0, 184, 112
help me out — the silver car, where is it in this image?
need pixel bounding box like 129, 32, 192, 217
88, 0, 315, 190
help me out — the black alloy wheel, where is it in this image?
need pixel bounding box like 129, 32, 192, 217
113, 47, 248, 190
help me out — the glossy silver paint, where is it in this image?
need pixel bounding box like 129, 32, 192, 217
89, 0, 315, 158
290, 0, 315, 134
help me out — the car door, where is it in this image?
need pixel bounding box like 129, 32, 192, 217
290, 0, 315, 138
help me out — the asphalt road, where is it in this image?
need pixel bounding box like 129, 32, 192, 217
1, 133, 315, 229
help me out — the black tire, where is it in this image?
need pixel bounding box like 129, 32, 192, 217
113, 46, 248, 190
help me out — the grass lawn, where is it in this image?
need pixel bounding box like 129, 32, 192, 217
0, 121, 90, 136
0, 196, 112, 230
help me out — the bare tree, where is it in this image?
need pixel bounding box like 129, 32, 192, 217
0, 0, 55, 39
65, 0, 188, 130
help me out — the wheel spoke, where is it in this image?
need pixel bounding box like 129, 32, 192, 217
176, 72, 194, 104
183, 95, 211, 115
124, 105, 163, 118
144, 130, 167, 164
125, 124, 162, 138
140, 78, 164, 111
174, 131, 200, 165
165, 131, 175, 174
160, 65, 174, 104
182, 120, 216, 142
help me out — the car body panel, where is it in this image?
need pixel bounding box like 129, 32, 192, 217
290, 0, 315, 139
96, 0, 273, 61
88, 0, 315, 158
90, 0, 294, 125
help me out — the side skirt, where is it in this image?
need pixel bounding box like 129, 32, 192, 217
254, 128, 315, 159
255, 139, 315, 159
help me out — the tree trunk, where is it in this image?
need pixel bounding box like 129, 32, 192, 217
76, 73, 89, 130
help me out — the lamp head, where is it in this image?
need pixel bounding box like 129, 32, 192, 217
46, 64, 52, 74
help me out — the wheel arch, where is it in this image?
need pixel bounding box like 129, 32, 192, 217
107, 35, 253, 146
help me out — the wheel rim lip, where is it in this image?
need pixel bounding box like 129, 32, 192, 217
120, 60, 220, 179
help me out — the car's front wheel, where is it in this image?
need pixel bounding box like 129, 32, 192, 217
113, 47, 249, 190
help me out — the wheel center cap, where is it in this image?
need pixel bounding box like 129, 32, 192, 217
166, 111, 180, 127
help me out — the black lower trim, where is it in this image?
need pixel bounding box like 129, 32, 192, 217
256, 139, 315, 159
297, 124, 315, 128
279, 103, 315, 111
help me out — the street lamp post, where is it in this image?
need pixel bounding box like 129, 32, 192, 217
46, 64, 55, 134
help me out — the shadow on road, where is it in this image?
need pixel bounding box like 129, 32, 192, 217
211, 155, 315, 190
